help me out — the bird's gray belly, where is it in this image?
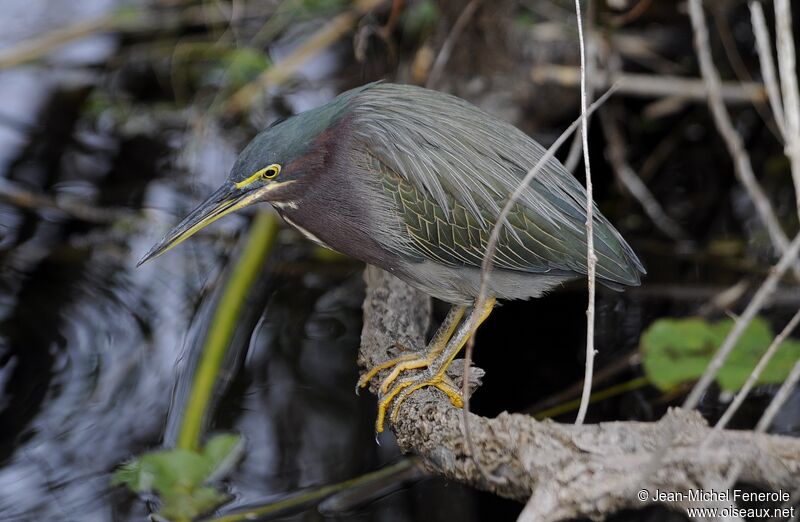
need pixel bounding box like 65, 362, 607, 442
278, 204, 575, 305
396, 260, 576, 305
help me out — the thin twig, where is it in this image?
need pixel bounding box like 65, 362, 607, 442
683, 230, 800, 409
749, 2, 787, 138
461, 87, 617, 484
723, 312, 800, 494
599, 107, 688, 240
708, 309, 800, 438
773, 0, 800, 224
687, 0, 800, 280
713, 3, 782, 141
564, 0, 596, 173
459, 343, 503, 485
573, 0, 597, 426
425, 0, 482, 89
447, 3, 497, 480
756, 358, 800, 431
531, 66, 767, 103
472, 86, 617, 335
563, 126, 585, 175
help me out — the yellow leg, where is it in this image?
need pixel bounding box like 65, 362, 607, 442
375, 297, 496, 433
357, 305, 465, 393
377, 306, 465, 392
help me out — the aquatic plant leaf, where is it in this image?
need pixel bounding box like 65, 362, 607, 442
160, 486, 228, 522
113, 434, 243, 521
203, 433, 244, 479
640, 317, 800, 392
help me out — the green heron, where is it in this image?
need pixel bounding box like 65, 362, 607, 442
140, 82, 644, 432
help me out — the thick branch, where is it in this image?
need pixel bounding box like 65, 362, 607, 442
358, 266, 800, 520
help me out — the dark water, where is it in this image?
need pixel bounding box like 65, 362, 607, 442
0, 3, 498, 520
1, 2, 798, 522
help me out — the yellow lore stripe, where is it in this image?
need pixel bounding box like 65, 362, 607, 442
234, 163, 281, 189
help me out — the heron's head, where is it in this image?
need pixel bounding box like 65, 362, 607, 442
138, 112, 332, 266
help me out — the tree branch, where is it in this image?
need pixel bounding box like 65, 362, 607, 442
358, 266, 800, 520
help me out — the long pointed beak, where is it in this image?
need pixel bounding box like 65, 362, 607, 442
138, 184, 256, 266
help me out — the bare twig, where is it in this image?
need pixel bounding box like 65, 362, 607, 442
773, 0, 800, 223
469, 86, 617, 367
459, 88, 616, 484
756, 357, 800, 431
531, 66, 766, 103
573, 0, 597, 426
563, 126, 586, 175
683, 230, 800, 409
713, 3, 782, 141
460, 337, 503, 485
425, 0, 482, 89
599, 108, 688, 240
449, 0, 497, 471
720, 310, 800, 493
563, 0, 596, 174
688, 0, 799, 279
462, 90, 616, 484
749, 2, 787, 138
709, 309, 800, 436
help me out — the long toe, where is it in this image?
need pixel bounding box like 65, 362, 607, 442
357, 351, 421, 392
374, 369, 464, 433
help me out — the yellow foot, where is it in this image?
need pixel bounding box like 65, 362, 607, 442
355, 345, 419, 394
358, 301, 494, 434
357, 306, 465, 395
375, 372, 463, 433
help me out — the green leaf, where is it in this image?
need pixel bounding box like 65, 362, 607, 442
203, 434, 244, 479
640, 317, 800, 392
113, 434, 243, 521
161, 486, 229, 522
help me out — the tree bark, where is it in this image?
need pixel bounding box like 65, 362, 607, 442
358, 266, 800, 520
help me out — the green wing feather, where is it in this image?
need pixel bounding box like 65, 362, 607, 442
350, 83, 644, 287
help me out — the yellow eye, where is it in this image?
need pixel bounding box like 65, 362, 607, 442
235, 163, 281, 189
261, 164, 281, 179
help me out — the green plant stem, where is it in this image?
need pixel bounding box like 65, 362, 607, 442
532, 376, 650, 420
177, 212, 278, 451
202, 460, 415, 522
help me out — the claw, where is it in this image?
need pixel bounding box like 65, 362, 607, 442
358, 301, 494, 434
